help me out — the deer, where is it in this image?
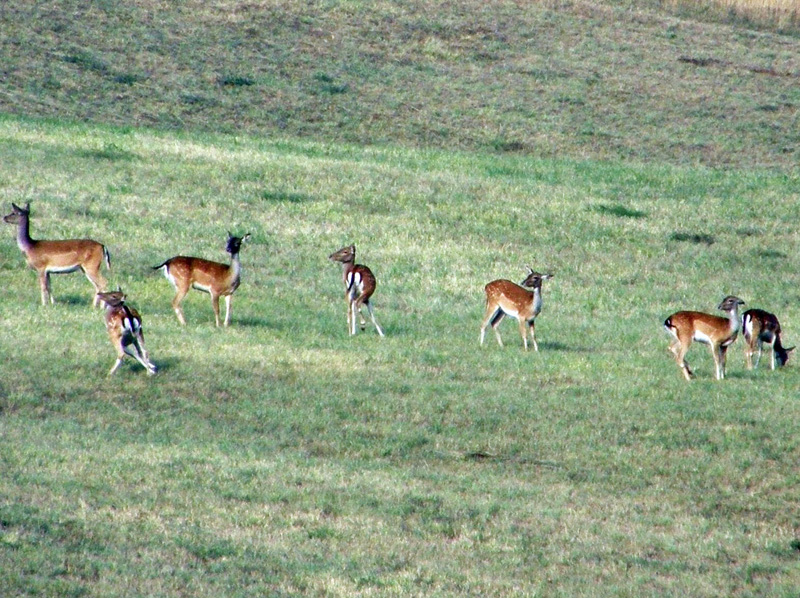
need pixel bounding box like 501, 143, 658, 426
3, 202, 110, 306
480, 268, 553, 351
742, 308, 794, 370
97, 290, 157, 376
329, 244, 384, 336
153, 232, 250, 327
663, 295, 745, 381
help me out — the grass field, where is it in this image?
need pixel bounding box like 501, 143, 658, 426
1, 116, 799, 597
1, 0, 799, 170
1, 0, 800, 596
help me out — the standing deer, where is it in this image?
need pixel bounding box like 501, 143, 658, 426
480, 268, 553, 351
742, 308, 794, 370
153, 233, 250, 327
663, 295, 745, 381
329, 244, 384, 336
97, 290, 157, 376
3, 202, 110, 306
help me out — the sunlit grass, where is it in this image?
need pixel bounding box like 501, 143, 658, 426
1, 117, 799, 596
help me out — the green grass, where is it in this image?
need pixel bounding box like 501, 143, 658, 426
1, 116, 799, 596
1, 0, 800, 595
0, 0, 799, 170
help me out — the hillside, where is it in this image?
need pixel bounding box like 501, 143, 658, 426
1, 0, 798, 169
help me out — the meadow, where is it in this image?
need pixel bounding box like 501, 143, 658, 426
1, 115, 799, 597
1, 0, 800, 596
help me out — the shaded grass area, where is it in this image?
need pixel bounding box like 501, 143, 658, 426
0, 118, 799, 596
0, 1, 798, 169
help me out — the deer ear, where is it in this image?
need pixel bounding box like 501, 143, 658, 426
526, 266, 533, 274
786, 346, 796, 353
243, 233, 251, 242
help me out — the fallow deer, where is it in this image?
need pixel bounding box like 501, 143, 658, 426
3, 202, 110, 306
664, 295, 745, 381
97, 290, 157, 376
480, 268, 553, 351
329, 244, 384, 336
153, 233, 250, 327
742, 308, 794, 370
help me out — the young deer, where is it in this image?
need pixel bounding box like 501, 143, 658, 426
742, 308, 794, 370
97, 290, 157, 376
480, 268, 553, 351
329, 244, 384, 336
663, 295, 745, 381
153, 233, 250, 327
3, 202, 110, 306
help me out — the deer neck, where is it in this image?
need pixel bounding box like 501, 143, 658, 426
14, 213, 35, 252
725, 307, 741, 335
339, 259, 355, 282
229, 251, 242, 279
532, 286, 543, 313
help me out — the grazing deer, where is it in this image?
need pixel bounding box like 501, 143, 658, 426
480, 268, 553, 351
97, 290, 157, 376
3, 202, 110, 306
329, 244, 384, 336
153, 233, 250, 327
742, 308, 794, 370
663, 295, 745, 381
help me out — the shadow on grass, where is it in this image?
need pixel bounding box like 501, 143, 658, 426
538, 340, 592, 352
592, 203, 648, 219
234, 316, 284, 329
670, 231, 715, 245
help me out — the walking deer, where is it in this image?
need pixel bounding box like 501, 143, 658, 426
329, 244, 384, 336
153, 233, 250, 327
97, 290, 157, 376
480, 268, 553, 351
742, 308, 794, 370
3, 202, 110, 306
664, 295, 745, 381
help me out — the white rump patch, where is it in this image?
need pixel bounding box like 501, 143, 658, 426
693, 330, 713, 344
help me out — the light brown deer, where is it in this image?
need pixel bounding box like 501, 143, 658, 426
97, 290, 157, 376
3, 202, 110, 306
153, 233, 250, 327
329, 244, 384, 336
664, 295, 745, 381
742, 308, 794, 370
480, 268, 553, 351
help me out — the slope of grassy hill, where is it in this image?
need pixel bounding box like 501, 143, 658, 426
0, 0, 798, 169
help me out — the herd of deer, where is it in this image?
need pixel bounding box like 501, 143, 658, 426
3, 202, 794, 380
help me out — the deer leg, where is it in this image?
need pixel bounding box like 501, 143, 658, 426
753, 341, 763, 369
211, 293, 222, 327
711, 344, 725, 380
745, 341, 755, 370
83, 266, 107, 307
353, 294, 368, 331
223, 295, 233, 327
124, 336, 157, 374
344, 293, 353, 335
108, 335, 126, 376
528, 318, 539, 352
479, 304, 500, 346
517, 317, 529, 351
171, 285, 189, 325
38, 271, 51, 305
365, 300, 384, 337
674, 339, 694, 381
